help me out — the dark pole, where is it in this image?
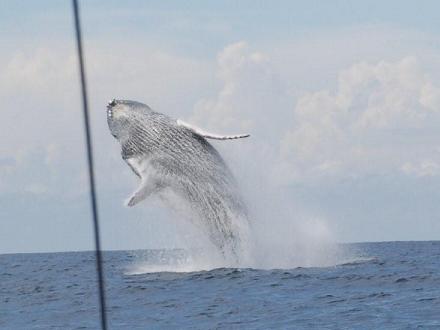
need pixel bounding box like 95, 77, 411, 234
72, 1, 108, 329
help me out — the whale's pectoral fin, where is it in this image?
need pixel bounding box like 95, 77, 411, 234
177, 119, 250, 140
125, 179, 158, 207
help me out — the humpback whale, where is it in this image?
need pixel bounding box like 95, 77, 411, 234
107, 99, 249, 259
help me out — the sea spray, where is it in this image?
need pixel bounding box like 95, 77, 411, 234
127, 175, 348, 272
220, 136, 348, 270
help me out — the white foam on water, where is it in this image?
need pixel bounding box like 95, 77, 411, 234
125, 249, 227, 275
127, 197, 353, 274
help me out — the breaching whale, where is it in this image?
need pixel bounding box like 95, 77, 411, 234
107, 99, 249, 259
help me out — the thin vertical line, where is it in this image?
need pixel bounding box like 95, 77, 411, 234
72, 1, 108, 329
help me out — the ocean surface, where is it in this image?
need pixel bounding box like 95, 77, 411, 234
1, 241, 440, 329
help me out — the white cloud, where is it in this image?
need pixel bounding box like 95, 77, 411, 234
24, 183, 48, 195
186, 42, 296, 189
401, 160, 440, 177
4, 31, 440, 199
0, 44, 214, 197
188, 42, 440, 186
420, 81, 440, 110
280, 57, 440, 182
191, 42, 289, 136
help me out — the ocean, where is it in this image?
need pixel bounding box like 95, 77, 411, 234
1, 241, 439, 329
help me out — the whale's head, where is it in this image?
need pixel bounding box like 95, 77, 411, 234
107, 99, 152, 139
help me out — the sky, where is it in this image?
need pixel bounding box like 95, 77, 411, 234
2, 1, 440, 253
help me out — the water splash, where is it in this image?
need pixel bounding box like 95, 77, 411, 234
128, 187, 351, 273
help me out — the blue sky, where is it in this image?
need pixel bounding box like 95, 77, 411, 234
2, 1, 440, 254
